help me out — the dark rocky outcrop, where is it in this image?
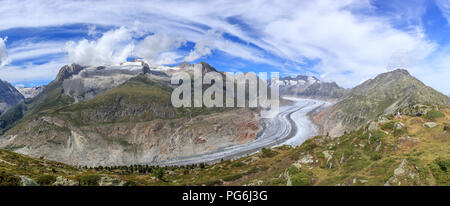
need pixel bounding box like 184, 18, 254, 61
0, 79, 24, 115
55, 64, 85, 82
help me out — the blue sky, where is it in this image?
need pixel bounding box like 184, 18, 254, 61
0, 0, 449, 94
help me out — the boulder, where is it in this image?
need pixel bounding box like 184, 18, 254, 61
293, 154, 314, 169
394, 122, 404, 130
423, 122, 438, 128
52, 176, 78, 186
393, 159, 408, 176
322, 150, 333, 164
20, 176, 39, 186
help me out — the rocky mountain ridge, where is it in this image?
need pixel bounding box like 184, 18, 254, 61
16, 86, 45, 99
314, 69, 450, 137
271, 75, 348, 101
0, 62, 263, 166
0, 79, 24, 115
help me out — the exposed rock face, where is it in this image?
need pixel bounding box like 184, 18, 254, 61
60, 64, 150, 103
314, 69, 450, 137
384, 159, 421, 186
1, 107, 261, 166
0, 62, 263, 166
271, 75, 348, 101
176, 61, 218, 74
0, 79, 24, 115
16, 86, 45, 98
55, 64, 85, 82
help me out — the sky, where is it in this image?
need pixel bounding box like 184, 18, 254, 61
0, 0, 449, 94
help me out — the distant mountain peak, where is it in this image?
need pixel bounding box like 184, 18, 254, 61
375, 68, 411, 79
55, 64, 85, 82
176, 61, 218, 73
389, 68, 410, 75
15, 85, 45, 99
270, 74, 347, 101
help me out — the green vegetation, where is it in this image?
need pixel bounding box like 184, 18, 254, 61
370, 130, 386, 142
231, 161, 245, 168
261, 148, 278, 158
0, 170, 21, 186
222, 174, 242, 182
152, 168, 165, 180
381, 122, 395, 130
427, 110, 444, 120
429, 157, 449, 185
0, 107, 448, 186
291, 172, 312, 186
79, 174, 101, 186
36, 174, 56, 186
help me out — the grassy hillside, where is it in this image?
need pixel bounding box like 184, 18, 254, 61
1, 106, 448, 186
316, 69, 450, 137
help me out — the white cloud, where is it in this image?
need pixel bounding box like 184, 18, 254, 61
436, 0, 450, 24
65, 27, 188, 66
65, 27, 134, 66
0, 0, 447, 92
183, 39, 212, 62
183, 30, 218, 62
134, 33, 186, 64
0, 59, 67, 83
87, 25, 98, 36
155, 52, 184, 65
409, 45, 450, 94
0, 37, 10, 67
7, 41, 66, 62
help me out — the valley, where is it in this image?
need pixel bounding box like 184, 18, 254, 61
0, 63, 448, 186
1, 0, 450, 190
157, 98, 329, 166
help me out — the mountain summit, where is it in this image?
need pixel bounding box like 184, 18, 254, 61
314, 69, 450, 137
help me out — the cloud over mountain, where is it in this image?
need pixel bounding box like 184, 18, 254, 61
65, 27, 134, 66
0, 37, 10, 67
0, 0, 448, 93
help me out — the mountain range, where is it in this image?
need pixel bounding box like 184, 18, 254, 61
0, 63, 448, 168
0, 62, 262, 166
271, 75, 348, 101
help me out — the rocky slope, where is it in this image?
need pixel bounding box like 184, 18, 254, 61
0, 79, 23, 115
314, 69, 450, 137
1, 106, 448, 186
0, 62, 263, 166
271, 75, 348, 101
